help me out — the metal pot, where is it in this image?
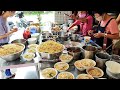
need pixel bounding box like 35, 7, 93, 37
71, 34, 80, 41
64, 41, 81, 47
58, 30, 67, 37
82, 45, 98, 59
42, 32, 52, 37
38, 51, 62, 60
42, 38, 56, 42
106, 68, 120, 79
110, 54, 120, 63
95, 52, 110, 70
105, 60, 120, 79
106, 68, 118, 79
67, 47, 82, 60
68, 19, 74, 24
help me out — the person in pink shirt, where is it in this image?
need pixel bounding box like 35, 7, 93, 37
67, 11, 93, 36
88, 11, 119, 54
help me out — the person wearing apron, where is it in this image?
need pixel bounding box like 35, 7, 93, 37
67, 11, 93, 36
0, 11, 18, 79
95, 18, 113, 53
112, 13, 120, 55
88, 12, 119, 54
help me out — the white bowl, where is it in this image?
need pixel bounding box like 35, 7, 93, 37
27, 38, 37, 44
74, 59, 96, 71
22, 53, 35, 61
57, 72, 74, 79
74, 60, 86, 71
105, 61, 120, 74
84, 36, 91, 43
80, 59, 96, 69
59, 54, 73, 63
54, 62, 69, 72
41, 68, 58, 79
86, 67, 104, 78
76, 74, 94, 79
31, 33, 40, 39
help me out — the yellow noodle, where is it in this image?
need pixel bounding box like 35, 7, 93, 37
37, 40, 63, 54
0, 44, 24, 56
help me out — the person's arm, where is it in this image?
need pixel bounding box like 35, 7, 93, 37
76, 17, 88, 23
0, 22, 18, 40
68, 20, 81, 31
94, 19, 120, 39
0, 30, 17, 39
94, 33, 119, 39
116, 14, 120, 24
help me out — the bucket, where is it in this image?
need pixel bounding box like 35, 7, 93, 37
110, 54, 120, 63
67, 47, 82, 60
82, 45, 98, 59
95, 52, 110, 70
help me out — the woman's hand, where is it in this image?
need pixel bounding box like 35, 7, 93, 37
70, 14, 76, 20
11, 28, 18, 33
88, 30, 94, 36
93, 33, 104, 38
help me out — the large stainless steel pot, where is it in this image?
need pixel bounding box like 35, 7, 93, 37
36, 45, 64, 60
42, 32, 52, 38
110, 54, 120, 63
95, 52, 110, 70
68, 19, 74, 24
71, 34, 80, 41
38, 52, 62, 60
67, 47, 82, 60
82, 45, 98, 59
0, 43, 25, 61
58, 30, 67, 37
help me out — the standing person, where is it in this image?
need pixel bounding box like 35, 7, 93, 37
0, 11, 18, 78
71, 11, 80, 33
112, 13, 120, 55
67, 11, 93, 36
88, 11, 119, 54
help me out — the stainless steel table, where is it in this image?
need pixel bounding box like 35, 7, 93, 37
0, 29, 42, 79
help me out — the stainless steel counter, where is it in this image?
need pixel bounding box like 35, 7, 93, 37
0, 29, 42, 79
39, 37, 107, 79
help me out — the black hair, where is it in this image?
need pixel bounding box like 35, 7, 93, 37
0, 11, 7, 16
92, 11, 108, 15
72, 11, 78, 16
0, 11, 15, 16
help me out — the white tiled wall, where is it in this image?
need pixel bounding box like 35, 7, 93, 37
54, 11, 72, 24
